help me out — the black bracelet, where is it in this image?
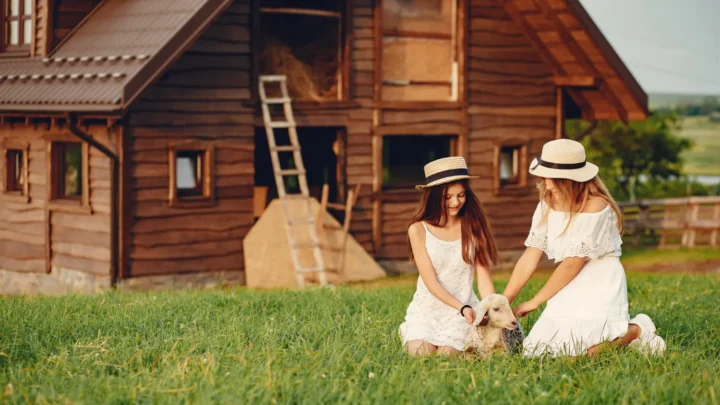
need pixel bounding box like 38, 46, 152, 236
460, 305, 472, 317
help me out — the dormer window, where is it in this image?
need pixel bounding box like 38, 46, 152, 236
2, 0, 33, 53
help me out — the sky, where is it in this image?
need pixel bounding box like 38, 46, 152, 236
579, 0, 720, 95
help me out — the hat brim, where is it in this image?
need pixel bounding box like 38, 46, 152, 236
528, 158, 599, 183
415, 175, 479, 190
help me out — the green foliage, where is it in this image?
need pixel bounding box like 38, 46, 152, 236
0, 274, 719, 404
567, 112, 697, 201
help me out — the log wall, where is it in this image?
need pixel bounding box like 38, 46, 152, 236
0, 124, 113, 285
127, 0, 253, 278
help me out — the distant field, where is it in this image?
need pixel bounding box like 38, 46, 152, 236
678, 116, 720, 176
648, 92, 720, 110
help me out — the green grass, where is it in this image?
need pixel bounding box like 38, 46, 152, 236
1, 273, 719, 404
620, 247, 720, 268
679, 116, 720, 176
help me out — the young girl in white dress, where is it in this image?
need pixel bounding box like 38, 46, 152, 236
398, 156, 501, 357
503, 139, 666, 357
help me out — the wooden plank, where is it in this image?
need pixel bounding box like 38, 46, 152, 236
131, 254, 245, 276
52, 253, 109, 275
51, 226, 110, 247
52, 242, 111, 262
134, 198, 252, 219
51, 212, 109, 233
133, 214, 253, 234
131, 239, 243, 260
0, 257, 45, 273
0, 240, 45, 259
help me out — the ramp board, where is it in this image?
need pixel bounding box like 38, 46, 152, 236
244, 198, 386, 288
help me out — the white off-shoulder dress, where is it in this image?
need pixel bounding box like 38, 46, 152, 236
523, 201, 629, 357
398, 222, 481, 351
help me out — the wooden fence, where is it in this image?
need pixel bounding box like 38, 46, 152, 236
620, 196, 720, 248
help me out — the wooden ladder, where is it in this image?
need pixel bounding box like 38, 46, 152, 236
258, 75, 327, 288
316, 183, 362, 279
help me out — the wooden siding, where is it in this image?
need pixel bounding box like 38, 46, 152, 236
128, 0, 253, 278
346, 0, 376, 253
467, 0, 556, 251
51, 0, 102, 48
0, 124, 112, 279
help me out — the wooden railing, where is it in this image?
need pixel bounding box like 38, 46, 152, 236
619, 196, 720, 248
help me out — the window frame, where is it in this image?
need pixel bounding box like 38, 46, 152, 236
250, 0, 351, 103
492, 138, 529, 197
377, 0, 465, 104
46, 135, 91, 213
380, 133, 458, 191
168, 142, 215, 208
1, 0, 34, 56
1, 139, 29, 202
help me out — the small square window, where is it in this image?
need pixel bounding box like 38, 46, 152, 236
493, 141, 528, 196
5, 149, 24, 193
499, 146, 520, 186
169, 145, 215, 207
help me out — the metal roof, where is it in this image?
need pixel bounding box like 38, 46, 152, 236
0, 0, 233, 113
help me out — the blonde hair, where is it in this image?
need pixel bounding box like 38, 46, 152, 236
537, 176, 624, 235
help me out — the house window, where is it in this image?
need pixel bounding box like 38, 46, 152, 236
493, 141, 528, 195
256, 0, 346, 101
169, 144, 215, 207
381, 0, 460, 101
2, 141, 29, 201
2, 0, 33, 52
48, 139, 90, 211
382, 135, 454, 189
51, 142, 83, 198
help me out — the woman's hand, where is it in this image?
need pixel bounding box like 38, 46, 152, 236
513, 300, 539, 318
462, 308, 477, 325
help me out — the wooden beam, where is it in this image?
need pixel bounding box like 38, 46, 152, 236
531, 0, 629, 123
554, 75, 598, 87
555, 87, 564, 139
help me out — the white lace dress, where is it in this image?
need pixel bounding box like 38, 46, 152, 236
523, 201, 629, 357
398, 222, 480, 351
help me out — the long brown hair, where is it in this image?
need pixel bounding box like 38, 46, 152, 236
537, 176, 624, 234
408, 179, 498, 268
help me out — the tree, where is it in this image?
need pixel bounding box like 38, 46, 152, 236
566, 111, 693, 201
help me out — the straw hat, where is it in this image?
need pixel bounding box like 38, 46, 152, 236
415, 156, 478, 190
528, 139, 598, 182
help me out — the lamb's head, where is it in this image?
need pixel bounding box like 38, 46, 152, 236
473, 294, 517, 330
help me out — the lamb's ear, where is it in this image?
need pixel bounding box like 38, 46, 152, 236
472, 300, 489, 326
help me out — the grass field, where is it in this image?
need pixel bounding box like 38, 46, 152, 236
679, 116, 720, 176
1, 272, 719, 404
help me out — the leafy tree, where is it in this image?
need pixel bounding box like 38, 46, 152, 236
566, 111, 693, 201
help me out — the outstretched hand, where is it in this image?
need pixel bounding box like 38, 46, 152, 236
463, 308, 477, 325
513, 300, 538, 318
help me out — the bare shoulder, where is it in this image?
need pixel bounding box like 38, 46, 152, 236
408, 222, 426, 241
582, 197, 609, 213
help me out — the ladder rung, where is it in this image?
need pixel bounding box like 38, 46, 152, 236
289, 217, 316, 225
269, 121, 295, 128
259, 75, 286, 82
265, 97, 291, 104
325, 203, 346, 211
321, 223, 343, 230
271, 145, 299, 152
291, 242, 320, 249
282, 194, 309, 200
278, 169, 306, 176
298, 267, 324, 273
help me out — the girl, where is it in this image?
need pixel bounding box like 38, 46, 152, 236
398, 156, 499, 357
503, 139, 666, 357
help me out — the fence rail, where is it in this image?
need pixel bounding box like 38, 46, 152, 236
619, 196, 720, 248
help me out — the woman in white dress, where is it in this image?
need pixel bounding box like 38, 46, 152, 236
503, 139, 666, 357
398, 156, 503, 357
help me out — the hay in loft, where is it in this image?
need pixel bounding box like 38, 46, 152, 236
259, 11, 341, 101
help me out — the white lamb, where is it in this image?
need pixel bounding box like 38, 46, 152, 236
463, 294, 522, 358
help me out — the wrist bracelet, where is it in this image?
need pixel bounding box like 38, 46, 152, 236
460, 305, 472, 317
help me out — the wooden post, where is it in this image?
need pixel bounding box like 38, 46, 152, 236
555, 87, 565, 139
635, 204, 648, 248
711, 202, 720, 248
659, 204, 670, 248
684, 202, 699, 247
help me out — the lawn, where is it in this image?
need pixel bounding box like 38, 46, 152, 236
679, 116, 720, 177
1, 272, 719, 404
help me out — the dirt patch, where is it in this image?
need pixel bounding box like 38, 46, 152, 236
624, 258, 720, 274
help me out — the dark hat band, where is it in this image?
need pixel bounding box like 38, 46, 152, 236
530, 155, 586, 171
425, 168, 469, 184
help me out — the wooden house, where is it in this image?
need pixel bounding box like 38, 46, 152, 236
0, 0, 647, 294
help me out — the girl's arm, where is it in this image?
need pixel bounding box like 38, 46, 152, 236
502, 247, 544, 304
475, 264, 495, 299
513, 256, 587, 317
408, 223, 466, 313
